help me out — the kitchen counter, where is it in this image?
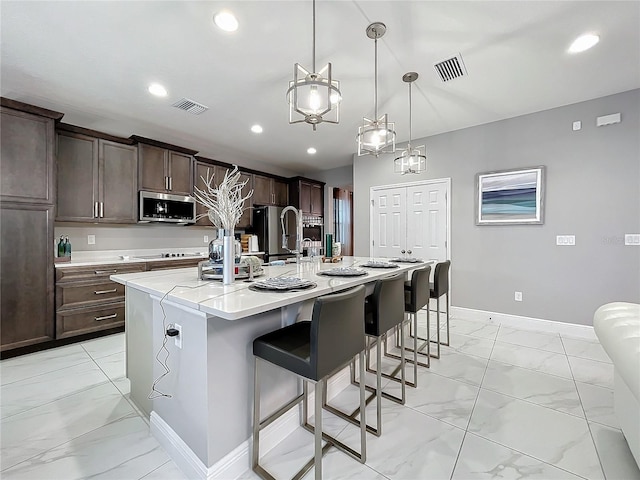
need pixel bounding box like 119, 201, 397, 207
111, 257, 430, 478
112, 258, 414, 320
54, 249, 264, 268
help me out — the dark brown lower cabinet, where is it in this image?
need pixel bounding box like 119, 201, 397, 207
54, 262, 146, 341
0, 203, 55, 351
56, 303, 125, 339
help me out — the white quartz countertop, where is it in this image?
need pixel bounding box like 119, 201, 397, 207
54, 249, 264, 268
111, 257, 432, 320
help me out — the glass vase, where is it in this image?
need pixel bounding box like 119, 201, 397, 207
222, 228, 235, 285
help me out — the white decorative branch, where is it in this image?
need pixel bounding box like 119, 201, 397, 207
193, 166, 254, 231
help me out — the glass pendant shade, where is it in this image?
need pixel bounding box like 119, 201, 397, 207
394, 145, 426, 174
287, 0, 341, 131
395, 71, 426, 174
287, 63, 341, 129
357, 22, 396, 156
357, 115, 395, 156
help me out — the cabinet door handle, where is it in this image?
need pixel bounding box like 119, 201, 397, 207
169, 176, 172, 191
94, 288, 117, 295
99, 202, 104, 218
95, 269, 117, 275
94, 202, 99, 218
94, 313, 118, 321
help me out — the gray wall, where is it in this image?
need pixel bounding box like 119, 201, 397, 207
304, 164, 353, 189
354, 89, 640, 326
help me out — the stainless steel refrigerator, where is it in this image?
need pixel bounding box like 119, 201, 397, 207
252, 205, 296, 263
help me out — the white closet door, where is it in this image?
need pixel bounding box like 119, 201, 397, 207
407, 182, 448, 264
371, 187, 406, 258
405, 184, 429, 259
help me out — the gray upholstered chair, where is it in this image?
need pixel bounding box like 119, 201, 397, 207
326, 273, 406, 437
252, 285, 367, 480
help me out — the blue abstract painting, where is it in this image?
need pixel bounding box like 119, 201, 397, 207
476, 167, 545, 224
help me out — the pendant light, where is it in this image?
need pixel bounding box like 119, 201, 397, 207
357, 22, 396, 157
287, 0, 341, 131
394, 72, 426, 174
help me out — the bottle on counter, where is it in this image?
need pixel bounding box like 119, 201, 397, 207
57, 235, 65, 258
64, 236, 71, 257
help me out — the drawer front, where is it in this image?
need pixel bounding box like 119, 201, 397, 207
56, 279, 125, 310
56, 303, 124, 339
56, 263, 145, 282
146, 258, 203, 271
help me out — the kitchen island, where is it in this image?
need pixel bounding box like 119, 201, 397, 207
112, 257, 427, 479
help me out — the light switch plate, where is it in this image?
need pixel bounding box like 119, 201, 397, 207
204, 235, 209, 243
87, 235, 95, 245
556, 235, 576, 246
625, 234, 640, 246
572, 121, 581, 131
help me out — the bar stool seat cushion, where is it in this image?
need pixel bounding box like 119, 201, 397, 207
253, 321, 312, 380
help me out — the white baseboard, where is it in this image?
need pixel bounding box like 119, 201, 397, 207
450, 306, 597, 340
151, 365, 353, 479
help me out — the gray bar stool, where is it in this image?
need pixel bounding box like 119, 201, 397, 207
430, 260, 451, 355
385, 264, 432, 386
324, 273, 406, 437
252, 285, 367, 480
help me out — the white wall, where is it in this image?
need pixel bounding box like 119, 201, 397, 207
54, 223, 217, 252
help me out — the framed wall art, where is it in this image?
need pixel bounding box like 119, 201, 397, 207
475, 166, 545, 225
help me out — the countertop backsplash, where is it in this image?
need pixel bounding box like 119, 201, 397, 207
54, 223, 246, 252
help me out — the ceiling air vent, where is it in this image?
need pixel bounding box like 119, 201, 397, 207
434, 53, 467, 82
172, 98, 209, 115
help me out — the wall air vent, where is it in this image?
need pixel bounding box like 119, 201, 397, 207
434, 53, 467, 82
171, 98, 209, 115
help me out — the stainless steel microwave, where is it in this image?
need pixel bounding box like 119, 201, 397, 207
139, 191, 196, 224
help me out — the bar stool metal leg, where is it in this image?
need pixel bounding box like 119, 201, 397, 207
303, 351, 367, 464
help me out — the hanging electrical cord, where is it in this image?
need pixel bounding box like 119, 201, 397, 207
149, 284, 192, 399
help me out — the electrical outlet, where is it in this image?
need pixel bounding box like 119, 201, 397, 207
204, 235, 209, 243
572, 121, 582, 131
174, 324, 182, 349
87, 235, 95, 245
515, 291, 523, 302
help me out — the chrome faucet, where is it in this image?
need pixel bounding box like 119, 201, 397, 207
280, 206, 303, 263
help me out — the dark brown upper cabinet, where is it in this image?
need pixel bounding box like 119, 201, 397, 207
194, 161, 253, 228
134, 137, 196, 196
56, 129, 138, 223
289, 177, 325, 216
253, 174, 289, 207
0, 101, 61, 205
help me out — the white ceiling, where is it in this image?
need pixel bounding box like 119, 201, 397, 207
2, 1, 639, 176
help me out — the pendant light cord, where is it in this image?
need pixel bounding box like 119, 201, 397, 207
408, 81, 412, 150
374, 36, 378, 119
312, 0, 316, 73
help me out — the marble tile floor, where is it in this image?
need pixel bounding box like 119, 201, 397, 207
1, 315, 638, 480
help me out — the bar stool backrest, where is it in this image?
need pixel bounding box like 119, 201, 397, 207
369, 274, 405, 336
310, 285, 366, 379
433, 260, 451, 297
407, 265, 432, 313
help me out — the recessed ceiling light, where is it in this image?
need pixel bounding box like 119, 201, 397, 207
568, 33, 600, 53
214, 11, 238, 32
251, 124, 263, 134
307, 147, 317, 155
148, 83, 167, 97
